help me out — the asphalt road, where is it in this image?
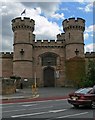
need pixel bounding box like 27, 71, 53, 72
1, 98, 94, 119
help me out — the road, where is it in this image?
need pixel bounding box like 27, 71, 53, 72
1, 98, 94, 119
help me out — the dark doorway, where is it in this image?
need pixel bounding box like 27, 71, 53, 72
44, 67, 55, 87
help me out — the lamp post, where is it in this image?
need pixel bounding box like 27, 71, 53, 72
34, 57, 37, 88
34, 72, 37, 88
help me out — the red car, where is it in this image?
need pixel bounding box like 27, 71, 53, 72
68, 87, 95, 108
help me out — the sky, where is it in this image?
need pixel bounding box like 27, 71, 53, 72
0, 0, 95, 53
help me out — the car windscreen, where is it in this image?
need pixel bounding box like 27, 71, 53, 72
75, 88, 92, 94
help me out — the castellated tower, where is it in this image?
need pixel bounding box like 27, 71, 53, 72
12, 17, 35, 79
62, 18, 85, 59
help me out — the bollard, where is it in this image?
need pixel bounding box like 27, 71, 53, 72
32, 85, 39, 98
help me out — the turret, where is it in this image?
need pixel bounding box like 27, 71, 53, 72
63, 17, 85, 32
12, 17, 35, 79
62, 17, 85, 59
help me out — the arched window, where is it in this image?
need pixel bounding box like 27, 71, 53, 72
41, 53, 57, 66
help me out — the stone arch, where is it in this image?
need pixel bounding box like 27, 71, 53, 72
39, 52, 58, 66
38, 52, 60, 87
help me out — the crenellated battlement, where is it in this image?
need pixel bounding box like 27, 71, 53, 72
85, 52, 95, 58
12, 17, 35, 32
62, 17, 85, 32
0, 52, 13, 58
57, 33, 65, 41
34, 39, 65, 48
35, 39, 56, 43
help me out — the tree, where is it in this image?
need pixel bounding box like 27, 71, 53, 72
83, 60, 95, 87
87, 60, 95, 85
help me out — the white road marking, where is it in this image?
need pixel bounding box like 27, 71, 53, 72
57, 112, 89, 118
22, 104, 37, 107
3, 106, 53, 113
11, 111, 49, 117
3, 109, 26, 113
49, 109, 67, 113
11, 109, 67, 118
2, 98, 66, 108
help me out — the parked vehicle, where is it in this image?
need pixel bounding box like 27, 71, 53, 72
68, 87, 95, 108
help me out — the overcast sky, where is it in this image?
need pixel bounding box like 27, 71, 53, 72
0, 0, 95, 52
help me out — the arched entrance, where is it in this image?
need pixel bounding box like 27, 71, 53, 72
43, 67, 55, 87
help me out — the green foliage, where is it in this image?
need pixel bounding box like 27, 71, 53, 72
87, 60, 95, 82
80, 60, 95, 87
79, 78, 93, 87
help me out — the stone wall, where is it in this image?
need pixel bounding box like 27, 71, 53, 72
1, 52, 13, 78
2, 78, 16, 95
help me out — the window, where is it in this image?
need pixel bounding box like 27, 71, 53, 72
42, 53, 57, 66
69, 33, 70, 39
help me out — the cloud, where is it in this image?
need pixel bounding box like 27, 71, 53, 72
1, 2, 62, 51
84, 3, 93, 12
78, 3, 93, 12
26, 8, 62, 40
0, 0, 95, 2
84, 25, 95, 41
61, 8, 69, 11
78, 7, 84, 11
21, 2, 61, 16
34, 7, 41, 15
75, 0, 84, 2
84, 33, 89, 40
1, 2, 24, 52
85, 25, 95, 33
51, 13, 65, 20
85, 43, 95, 52
35, 21, 61, 40
2, 37, 13, 52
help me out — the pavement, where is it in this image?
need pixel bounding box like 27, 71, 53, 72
0, 87, 77, 103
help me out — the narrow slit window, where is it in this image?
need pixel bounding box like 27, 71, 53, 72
69, 33, 70, 39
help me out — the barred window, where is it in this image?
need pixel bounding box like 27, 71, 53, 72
42, 53, 57, 66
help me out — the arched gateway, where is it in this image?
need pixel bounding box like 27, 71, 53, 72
43, 67, 55, 87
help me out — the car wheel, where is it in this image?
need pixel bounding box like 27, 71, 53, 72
73, 105, 79, 108
91, 101, 95, 108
